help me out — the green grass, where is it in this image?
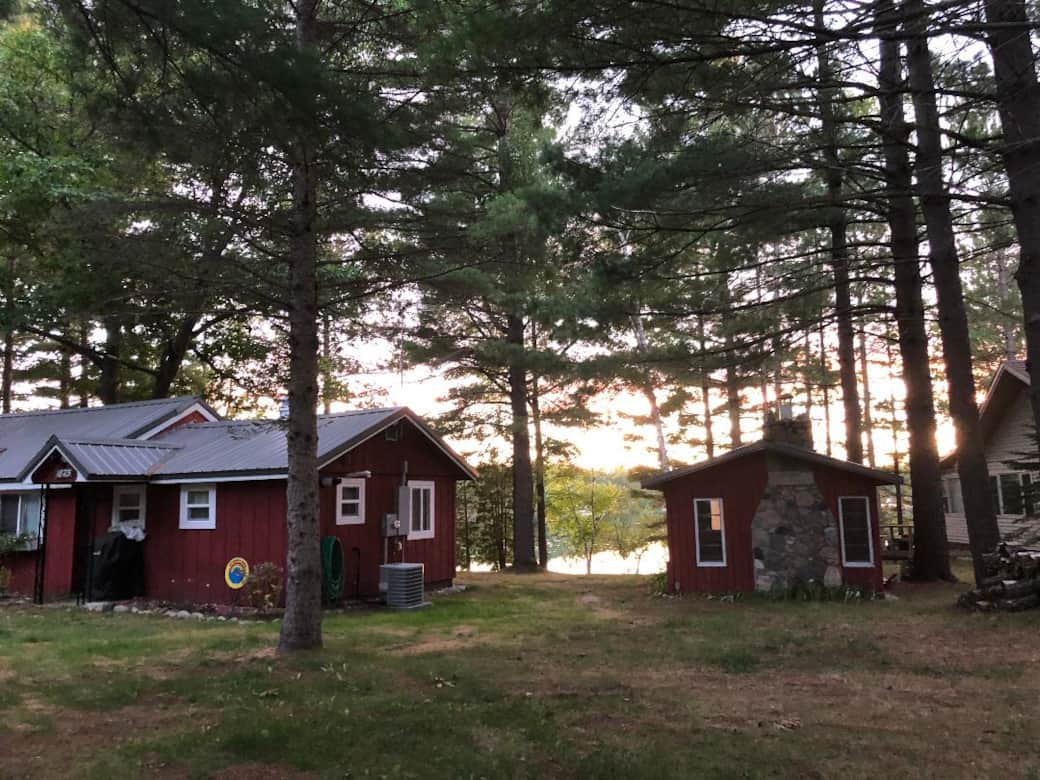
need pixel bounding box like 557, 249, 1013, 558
2, 570, 1039, 778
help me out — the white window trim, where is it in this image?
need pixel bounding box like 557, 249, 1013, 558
111, 485, 147, 529
0, 492, 43, 545
989, 469, 1035, 518
693, 497, 726, 567
179, 484, 216, 530
335, 478, 366, 526
407, 480, 435, 541
838, 495, 874, 567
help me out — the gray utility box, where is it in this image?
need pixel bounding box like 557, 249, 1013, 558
382, 512, 407, 537
379, 563, 426, 609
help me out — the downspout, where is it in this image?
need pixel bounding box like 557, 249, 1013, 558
33, 484, 49, 605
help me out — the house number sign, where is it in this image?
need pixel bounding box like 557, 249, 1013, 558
224, 557, 250, 589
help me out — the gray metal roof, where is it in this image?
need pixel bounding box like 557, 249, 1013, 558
43, 438, 181, 479
641, 440, 902, 489
150, 407, 477, 480
0, 397, 206, 482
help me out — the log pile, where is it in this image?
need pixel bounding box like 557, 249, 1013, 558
958, 544, 1040, 611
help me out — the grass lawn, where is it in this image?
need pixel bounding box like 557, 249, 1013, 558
2, 570, 1039, 779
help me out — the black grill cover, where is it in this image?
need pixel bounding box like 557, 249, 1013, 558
90, 531, 145, 601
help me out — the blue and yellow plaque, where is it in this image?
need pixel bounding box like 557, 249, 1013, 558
224, 557, 249, 589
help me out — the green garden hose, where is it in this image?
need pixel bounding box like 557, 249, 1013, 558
321, 536, 345, 605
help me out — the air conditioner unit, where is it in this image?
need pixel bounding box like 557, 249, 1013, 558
379, 563, 426, 609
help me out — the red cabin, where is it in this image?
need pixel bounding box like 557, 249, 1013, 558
0, 398, 475, 604
642, 415, 899, 594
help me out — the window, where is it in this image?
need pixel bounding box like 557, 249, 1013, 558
943, 477, 964, 514
111, 485, 146, 529
407, 481, 434, 540
839, 496, 873, 566
694, 498, 725, 566
179, 485, 216, 530
336, 479, 366, 525
987, 472, 1035, 517
0, 492, 41, 541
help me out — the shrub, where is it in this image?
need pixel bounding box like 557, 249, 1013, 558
647, 571, 668, 596
242, 562, 283, 610
0, 565, 10, 594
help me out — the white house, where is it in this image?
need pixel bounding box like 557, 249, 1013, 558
942, 360, 1040, 545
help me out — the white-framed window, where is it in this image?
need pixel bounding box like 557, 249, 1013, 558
838, 496, 874, 567
988, 471, 1035, 517
111, 485, 147, 529
694, 497, 726, 566
0, 492, 42, 542
336, 479, 366, 525
407, 480, 435, 540
179, 484, 216, 530
942, 476, 963, 514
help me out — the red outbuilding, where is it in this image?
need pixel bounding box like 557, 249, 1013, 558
642, 414, 899, 594
0, 397, 475, 604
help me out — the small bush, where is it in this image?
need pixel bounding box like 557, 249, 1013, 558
647, 571, 668, 596
0, 565, 11, 593
241, 562, 283, 610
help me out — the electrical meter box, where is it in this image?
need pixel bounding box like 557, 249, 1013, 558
382, 512, 406, 537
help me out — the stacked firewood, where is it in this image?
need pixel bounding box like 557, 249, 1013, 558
958, 544, 1040, 611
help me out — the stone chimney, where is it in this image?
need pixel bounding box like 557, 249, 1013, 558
763, 410, 813, 450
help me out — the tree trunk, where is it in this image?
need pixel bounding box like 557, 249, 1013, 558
819, 324, 833, 457
983, 0, 1040, 451
529, 324, 549, 569
507, 314, 537, 568
278, 0, 323, 653
698, 315, 714, 457
98, 316, 122, 405
1, 256, 13, 414
726, 361, 742, 448
875, 0, 951, 580
858, 325, 876, 468
153, 315, 199, 399
321, 314, 333, 414
905, 0, 1000, 582
58, 344, 71, 409
632, 314, 669, 469
78, 322, 89, 407
814, 0, 863, 464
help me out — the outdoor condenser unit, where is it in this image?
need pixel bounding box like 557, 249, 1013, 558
379, 563, 426, 609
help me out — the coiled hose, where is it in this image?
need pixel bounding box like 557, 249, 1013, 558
321, 536, 345, 605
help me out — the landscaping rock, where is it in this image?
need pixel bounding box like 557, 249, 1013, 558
113, 604, 130, 613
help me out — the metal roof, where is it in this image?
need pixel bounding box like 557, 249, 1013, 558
150, 407, 477, 480
641, 440, 902, 489
0, 397, 207, 482
40, 437, 182, 480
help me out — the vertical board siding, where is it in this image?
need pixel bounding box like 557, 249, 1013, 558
660, 452, 888, 595
7, 490, 77, 598
663, 452, 768, 593
21, 417, 465, 604
811, 468, 885, 591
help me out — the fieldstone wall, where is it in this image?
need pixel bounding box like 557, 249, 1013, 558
751, 453, 843, 591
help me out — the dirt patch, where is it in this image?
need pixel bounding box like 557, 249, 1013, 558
210, 762, 317, 779
389, 624, 482, 656
1, 697, 202, 778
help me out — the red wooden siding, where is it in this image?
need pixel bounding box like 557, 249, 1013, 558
14, 417, 463, 604
812, 467, 885, 591
662, 452, 768, 593
661, 453, 887, 595
144, 481, 288, 604
320, 419, 459, 595
6, 490, 77, 597
150, 409, 210, 438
